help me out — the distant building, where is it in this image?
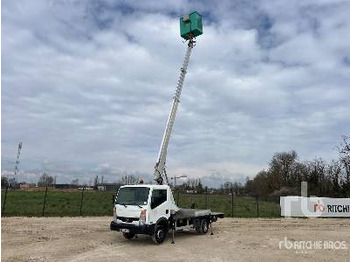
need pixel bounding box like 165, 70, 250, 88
78, 187, 94, 191
54, 183, 120, 191
97, 186, 106, 191
97, 183, 121, 191
19, 182, 32, 189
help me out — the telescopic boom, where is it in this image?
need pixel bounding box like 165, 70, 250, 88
153, 40, 195, 185
153, 11, 203, 185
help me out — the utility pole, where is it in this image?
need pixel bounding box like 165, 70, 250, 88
2, 142, 22, 215
10, 142, 22, 188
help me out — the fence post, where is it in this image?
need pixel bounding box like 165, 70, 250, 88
2, 186, 9, 216
42, 186, 48, 217
190, 193, 193, 208
79, 187, 85, 216
176, 189, 180, 206
231, 188, 234, 217
205, 188, 208, 209
256, 196, 260, 217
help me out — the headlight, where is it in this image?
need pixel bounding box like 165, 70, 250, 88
139, 209, 147, 225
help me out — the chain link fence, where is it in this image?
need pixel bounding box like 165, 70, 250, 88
1, 188, 280, 218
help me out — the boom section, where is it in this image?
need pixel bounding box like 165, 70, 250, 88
153, 40, 195, 185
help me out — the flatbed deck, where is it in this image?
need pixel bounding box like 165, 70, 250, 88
173, 209, 224, 220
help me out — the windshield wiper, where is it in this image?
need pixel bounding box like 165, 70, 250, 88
127, 203, 143, 208
117, 203, 127, 207
117, 203, 142, 208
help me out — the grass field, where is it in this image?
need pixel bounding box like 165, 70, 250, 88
1, 189, 280, 217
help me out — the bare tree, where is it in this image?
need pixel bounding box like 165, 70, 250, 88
38, 173, 54, 187
327, 160, 342, 196
120, 174, 139, 185
93, 175, 99, 189
338, 135, 350, 196
1, 176, 9, 189
268, 151, 298, 191
71, 178, 79, 186
338, 135, 350, 183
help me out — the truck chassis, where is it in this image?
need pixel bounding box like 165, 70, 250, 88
110, 209, 224, 244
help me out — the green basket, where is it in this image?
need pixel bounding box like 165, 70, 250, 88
180, 11, 203, 40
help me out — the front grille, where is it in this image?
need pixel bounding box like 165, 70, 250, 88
117, 216, 139, 223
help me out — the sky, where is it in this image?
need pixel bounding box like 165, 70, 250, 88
2, 0, 350, 187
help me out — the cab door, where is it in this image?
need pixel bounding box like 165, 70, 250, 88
148, 189, 169, 224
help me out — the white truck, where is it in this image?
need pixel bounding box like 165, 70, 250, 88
110, 184, 224, 244
110, 12, 224, 244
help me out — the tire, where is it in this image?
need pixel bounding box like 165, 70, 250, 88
123, 232, 135, 240
199, 219, 209, 234
151, 224, 167, 244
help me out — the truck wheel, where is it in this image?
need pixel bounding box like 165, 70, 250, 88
199, 219, 209, 234
123, 232, 135, 240
151, 224, 167, 244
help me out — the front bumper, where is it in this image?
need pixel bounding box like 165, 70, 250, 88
110, 221, 155, 235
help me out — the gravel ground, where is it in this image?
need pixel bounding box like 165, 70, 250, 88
1, 217, 350, 262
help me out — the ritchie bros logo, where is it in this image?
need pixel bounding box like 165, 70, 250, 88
313, 200, 350, 214
279, 237, 348, 253
313, 200, 325, 212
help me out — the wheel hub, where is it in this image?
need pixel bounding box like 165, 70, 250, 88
157, 229, 164, 239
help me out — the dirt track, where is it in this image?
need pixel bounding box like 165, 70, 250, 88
1, 217, 350, 262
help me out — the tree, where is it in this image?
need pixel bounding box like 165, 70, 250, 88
306, 158, 326, 196
93, 175, 99, 189
120, 174, 139, 185
1, 176, 9, 188
71, 178, 79, 186
338, 135, 350, 196
269, 150, 298, 189
38, 173, 54, 187
338, 136, 350, 179
196, 179, 204, 193
232, 182, 243, 195
252, 170, 270, 195
242, 140, 350, 197
326, 160, 342, 196
223, 181, 232, 194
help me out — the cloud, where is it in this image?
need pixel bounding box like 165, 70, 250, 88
2, 0, 350, 186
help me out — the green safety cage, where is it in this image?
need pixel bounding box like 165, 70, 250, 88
180, 11, 203, 40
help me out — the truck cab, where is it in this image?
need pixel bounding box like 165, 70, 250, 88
110, 185, 178, 243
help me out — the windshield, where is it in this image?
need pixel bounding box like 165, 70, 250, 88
115, 187, 150, 206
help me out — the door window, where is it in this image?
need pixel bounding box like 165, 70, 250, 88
151, 189, 167, 209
